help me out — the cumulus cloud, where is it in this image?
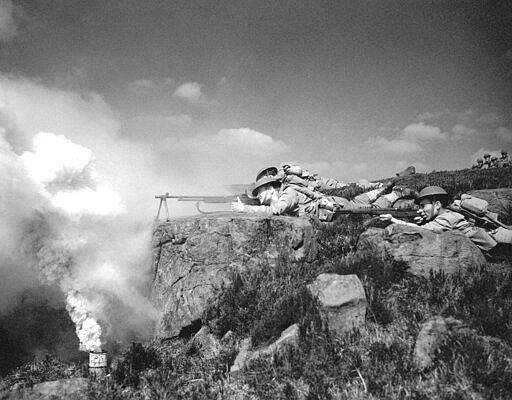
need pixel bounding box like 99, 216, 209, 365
451, 124, 477, 139
173, 81, 203, 103
417, 111, 445, 122
0, 0, 18, 42
366, 135, 422, 154
367, 122, 445, 154
300, 160, 368, 182
402, 123, 447, 141
214, 128, 288, 155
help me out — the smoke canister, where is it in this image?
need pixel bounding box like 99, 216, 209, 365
89, 351, 107, 378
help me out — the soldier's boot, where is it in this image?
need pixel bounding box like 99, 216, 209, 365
372, 186, 418, 208
351, 188, 387, 206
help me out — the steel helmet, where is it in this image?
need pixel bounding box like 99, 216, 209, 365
491, 156, 498, 161
414, 186, 448, 204
501, 149, 508, 155
484, 153, 491, 158
252, 175, 281, 197
477, 158, 483, 162
256, 166, 278, 181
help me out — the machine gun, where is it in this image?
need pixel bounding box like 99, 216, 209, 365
318, 207, 419, 222
155, 192, 258, 220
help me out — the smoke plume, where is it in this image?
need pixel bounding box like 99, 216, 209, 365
1, 128, 159, 352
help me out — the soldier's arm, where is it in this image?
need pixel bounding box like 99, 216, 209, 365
239, 189, 299, 216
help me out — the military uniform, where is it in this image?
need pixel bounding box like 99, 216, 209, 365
498, 155, 510, 168
420, 209, 497, 252
239, 184, 396, 217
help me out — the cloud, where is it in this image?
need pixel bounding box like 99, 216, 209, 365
417, 111, 445, 122
300, 160, 368, 182
366, 135, 422, 154
451, 124, 477, 139
133, 113, 192, 127
128, 78, 175, 93
213, 128, 288, 155
496, 127, 512, 143
476, 112, 503, 126
367, 122, 446, 154
0, 0, 18, 42
173, 82, 203, 103
402, 123, 447, 141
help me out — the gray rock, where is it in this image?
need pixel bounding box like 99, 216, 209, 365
413, 316, 509, 371
192, 326, 222, 359
151, 213, 317, 338
230, 324, 300, 374
357, 224, 487, 277
307, 274, 366, 335
0, 378, 90, 400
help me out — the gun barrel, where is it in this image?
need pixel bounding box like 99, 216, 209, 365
333, 208, 418, 217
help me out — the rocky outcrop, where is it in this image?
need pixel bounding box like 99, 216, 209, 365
357, 224, 487, 277
307, 274, 366, 335
230, 324, 300, 374
467, 188, 512, 220
151, 213, 318, 338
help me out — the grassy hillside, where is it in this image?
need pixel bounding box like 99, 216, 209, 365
2, 168, 512, 399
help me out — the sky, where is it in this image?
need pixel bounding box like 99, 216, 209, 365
1, 0, 512, 216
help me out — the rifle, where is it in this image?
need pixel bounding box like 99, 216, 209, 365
318, 207, 419, 222
155, 192, 258, 220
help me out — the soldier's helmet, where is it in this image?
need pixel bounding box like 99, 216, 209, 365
414, 186, 448, 204
252, 175, 281, 197
484, 153, 491, 158
491, 156, 498, 161
477, 158, 483, 163
256, 166, 278, 181
501, 149, 508, 155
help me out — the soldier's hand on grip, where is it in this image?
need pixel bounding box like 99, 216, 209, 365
231, 196, 245, 212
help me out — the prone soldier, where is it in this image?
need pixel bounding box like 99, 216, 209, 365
379, 186, 512, 253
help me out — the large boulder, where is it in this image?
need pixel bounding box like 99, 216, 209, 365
467, 188, 512, 220
151, 213, 318, 338
307, 274, 366, 335
357, 224, 487, 277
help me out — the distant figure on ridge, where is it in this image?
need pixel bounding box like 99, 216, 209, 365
471, 158, 484, 169
482, 153, 491, 169
499, 150, 510, 168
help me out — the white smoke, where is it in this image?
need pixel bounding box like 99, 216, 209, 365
1, 129, 159, 351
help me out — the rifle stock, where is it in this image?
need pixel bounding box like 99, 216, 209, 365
319, 207, 418, 222
333, 208, 418, 217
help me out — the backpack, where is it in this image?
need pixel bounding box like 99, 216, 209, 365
449, 194, 510, 230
